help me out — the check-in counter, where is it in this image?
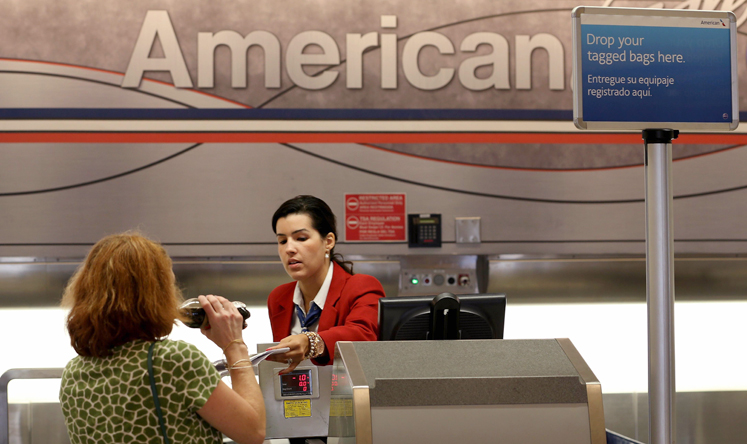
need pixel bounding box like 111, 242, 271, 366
328, 339, 605, 444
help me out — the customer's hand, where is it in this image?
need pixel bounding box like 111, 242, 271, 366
266, 334, 311, 374
198, 294, 244, 352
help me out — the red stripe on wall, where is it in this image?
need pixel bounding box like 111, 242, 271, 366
1, 132, 746, 144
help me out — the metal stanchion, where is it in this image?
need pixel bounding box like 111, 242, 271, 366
643, 129, 678, 444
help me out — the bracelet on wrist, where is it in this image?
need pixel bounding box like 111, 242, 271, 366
302, 331, 324, 360
228, 358, 252, 370
222, 338, 245, 354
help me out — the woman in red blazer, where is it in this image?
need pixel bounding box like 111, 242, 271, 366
266, 195, 385, 374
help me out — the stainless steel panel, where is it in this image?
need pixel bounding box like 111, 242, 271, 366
398, 255, 477, 270
7, 404, 29, 444
7, 402, 79, 444
347, 259, 399, 299
174, 259, 291, 306
603, 391, 747, 444
1, 369, 65, 444
488, 257, 645, 303
173, 261, 224, 300
6, 253, 747, 306
29, 403, 69, 444
0, 261, 78, 307
399, 268, 478, 296
0, 263, 48, 307
220, 261, 290, 304
488, 256, 747, 303
0, 259, 78, 307
0, 257, 399, 307
257, 342, 332, 440
173, 259, 290, 306
46, 263, 81, 304
395, 255, 479, 296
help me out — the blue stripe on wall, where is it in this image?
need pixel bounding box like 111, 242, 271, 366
0, 108, 574, 121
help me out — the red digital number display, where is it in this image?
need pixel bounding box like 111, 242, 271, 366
280, 369, 313, 397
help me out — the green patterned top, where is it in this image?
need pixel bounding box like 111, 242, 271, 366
60, 339, 222, 444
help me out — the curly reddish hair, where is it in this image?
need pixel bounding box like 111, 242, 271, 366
62, 232, 183, 357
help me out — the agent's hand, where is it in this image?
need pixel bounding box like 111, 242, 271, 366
266, 334, 311, 374
198, 294, 244, 352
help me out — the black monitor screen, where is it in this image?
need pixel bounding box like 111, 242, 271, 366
378, 293, 506, 341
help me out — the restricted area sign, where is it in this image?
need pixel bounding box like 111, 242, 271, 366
344, 193, 406, 242
572, 7, 738, 131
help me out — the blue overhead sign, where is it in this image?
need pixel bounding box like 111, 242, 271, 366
572, 7, 738, 131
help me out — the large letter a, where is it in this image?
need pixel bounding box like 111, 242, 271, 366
122, 10, 193, 88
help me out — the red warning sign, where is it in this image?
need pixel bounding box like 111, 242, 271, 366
344, 193, 406, 242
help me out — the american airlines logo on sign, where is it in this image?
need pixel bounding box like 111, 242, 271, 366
120, 1, 747, 96
122, 11, 566, 93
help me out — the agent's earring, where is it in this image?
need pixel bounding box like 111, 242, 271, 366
325, 251, 330, 259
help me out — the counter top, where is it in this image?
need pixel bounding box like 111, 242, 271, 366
339, 339, 589, 407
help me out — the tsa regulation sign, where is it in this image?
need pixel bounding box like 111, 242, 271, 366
344, 193, 406, 242
572, 7, 738, 131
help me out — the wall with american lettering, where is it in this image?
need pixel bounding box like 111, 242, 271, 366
1, 0, 746, 257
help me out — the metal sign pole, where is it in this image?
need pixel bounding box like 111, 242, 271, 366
643, 128, 678, 444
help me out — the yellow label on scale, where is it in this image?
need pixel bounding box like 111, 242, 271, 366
283, 399, 312, 418
329, 398, 353, 417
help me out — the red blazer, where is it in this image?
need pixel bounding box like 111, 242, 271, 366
267, 262, 385, 364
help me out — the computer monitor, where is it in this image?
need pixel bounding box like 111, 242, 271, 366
378, 293, 506, 341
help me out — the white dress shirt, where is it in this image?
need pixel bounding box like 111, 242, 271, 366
290, 262, 334, 335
